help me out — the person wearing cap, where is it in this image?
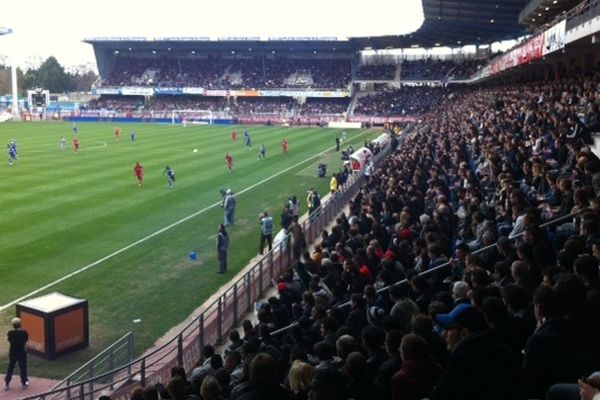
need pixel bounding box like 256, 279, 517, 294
4, 317, 29, 390
430, 303, 521, 400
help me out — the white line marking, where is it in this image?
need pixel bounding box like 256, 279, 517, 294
0, 128, 375, 311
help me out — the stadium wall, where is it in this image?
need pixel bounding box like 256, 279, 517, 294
63, 116, 235, 125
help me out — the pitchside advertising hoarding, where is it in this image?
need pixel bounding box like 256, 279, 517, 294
93, 87, 350, 98
489, 20, 566, 77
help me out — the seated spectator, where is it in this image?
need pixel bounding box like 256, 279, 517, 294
431, 303, 522, 400
392, 333, 442, 400
288, 360, 314, 400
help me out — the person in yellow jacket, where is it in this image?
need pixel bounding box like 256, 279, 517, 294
330, 173, 339, 194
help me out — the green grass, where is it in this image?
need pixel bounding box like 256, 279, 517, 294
0, 122, 379, 379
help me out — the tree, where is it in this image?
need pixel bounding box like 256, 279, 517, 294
69, 71, 98, 92
23, 56, 73, 93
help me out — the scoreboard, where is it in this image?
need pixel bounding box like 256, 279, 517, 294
27, 89, 50, 108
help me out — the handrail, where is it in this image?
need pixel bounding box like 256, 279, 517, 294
48, 332, 133, 393
271, 207, 588, 337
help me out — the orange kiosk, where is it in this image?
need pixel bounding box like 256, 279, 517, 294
16, 292, 89, 360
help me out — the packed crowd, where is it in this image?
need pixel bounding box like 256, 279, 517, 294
401, 59, 457, 81
299, 99, 349, 115
86, 95, 145, 111
354, 86, 452, 116
86, 95, 350, 116
356, 64, 397, 80
229, 98, 296, 114
150, 97, 228, 112
448, 59, 485, 80
102, 69, 600, 400
99, 56, 352, 89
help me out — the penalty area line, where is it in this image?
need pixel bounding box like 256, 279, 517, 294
0, 128, 376, 312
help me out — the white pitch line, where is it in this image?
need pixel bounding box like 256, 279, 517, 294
0, 128, 374, 311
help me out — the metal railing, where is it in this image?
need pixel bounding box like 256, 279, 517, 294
272, 208, 588, 336
45, 332, 134, 399
19, 139, 393, 400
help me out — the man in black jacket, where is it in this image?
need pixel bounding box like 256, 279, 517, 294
431, 304, 522, 400
4, 317, 29, 390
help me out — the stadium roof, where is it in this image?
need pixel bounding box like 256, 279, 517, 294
519, 0, 580, 28
85, 0, 533, 53
84, 38, 356, 54
349, 0, 531, 49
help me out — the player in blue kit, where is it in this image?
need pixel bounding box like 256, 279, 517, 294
163, 166, 176, 189
7, 143, 17, 165
243, 129, 252, 147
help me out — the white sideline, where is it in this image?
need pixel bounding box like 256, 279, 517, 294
0, 128, 374, 311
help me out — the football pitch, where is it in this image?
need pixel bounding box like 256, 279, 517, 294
0, 121, 379, 378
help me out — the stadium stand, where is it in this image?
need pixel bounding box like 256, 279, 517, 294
356, 64, 397, 80
353, 86, 452, 116
25, 1, 600, 399
61, 66, 600, 400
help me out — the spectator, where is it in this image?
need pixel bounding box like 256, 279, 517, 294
392, 333, 442, 400
431, 303, 521, 400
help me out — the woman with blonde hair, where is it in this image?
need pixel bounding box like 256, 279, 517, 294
288, 360, 315, 400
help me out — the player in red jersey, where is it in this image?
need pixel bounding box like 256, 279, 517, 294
282, 139, 289, 153
133, 162, 144, 187
73, 137, 80, 153
231, 130, 238, 141
114, 126, 121, 141
225, 153, 234, 172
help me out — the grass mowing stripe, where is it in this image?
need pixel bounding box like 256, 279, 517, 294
0, 127, 372, 312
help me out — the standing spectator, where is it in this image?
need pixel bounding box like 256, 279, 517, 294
4, 317, 29, 390
330, 174, 339, 194
307, 189, 321, 216
259, 212, 274, 254
217, 224, 229, 274
224, 189, 237, 226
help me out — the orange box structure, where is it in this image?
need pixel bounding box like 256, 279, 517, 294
16, 292, 89, 360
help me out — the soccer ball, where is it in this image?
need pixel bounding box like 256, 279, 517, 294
193, 149, 198, 153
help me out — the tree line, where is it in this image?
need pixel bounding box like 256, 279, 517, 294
0, 56, 97, 95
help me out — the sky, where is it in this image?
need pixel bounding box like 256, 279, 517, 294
0, 0, 424, 71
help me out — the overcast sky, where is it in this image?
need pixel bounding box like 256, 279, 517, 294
0, 0, 424, 70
